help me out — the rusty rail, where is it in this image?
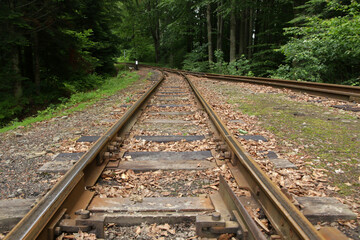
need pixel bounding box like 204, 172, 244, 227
182, 73, 324, 240
4, 73, 165, 240
5, 66, 341, 239
134, 63, 360, 102
199, 73, 360, 102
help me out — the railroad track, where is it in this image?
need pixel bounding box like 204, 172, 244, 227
135, 64, 360, 105
191, 72, 360, 104
4, 69, 351, 239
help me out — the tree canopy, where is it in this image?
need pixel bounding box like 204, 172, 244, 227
1, 0, 359, 126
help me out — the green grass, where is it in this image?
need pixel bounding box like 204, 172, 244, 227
215, 85, 360, 200
0, 71, 139, 133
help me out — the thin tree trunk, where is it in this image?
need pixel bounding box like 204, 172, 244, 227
229, 0, 236, 62
187, 31, 193, 53
154, 30, 160, 63
32, 32, 40, 94
146, 0, 160, 63
244, 8, 249, 57
151, 8, 160, 63
169, 51, 174, 66
12, 46, 22, 99
238, 10, 245, 56
9, 1, 22, 99
248, 7, 254, 59
206, 4, 213, 63
216, 1, 223, 51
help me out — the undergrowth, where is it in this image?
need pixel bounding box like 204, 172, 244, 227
0, 71, 139, 133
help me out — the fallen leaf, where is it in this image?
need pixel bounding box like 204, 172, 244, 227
238, 129, 248, 134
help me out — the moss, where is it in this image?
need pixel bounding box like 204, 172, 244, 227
218, 84, 360, 199
337, 183, 353, 196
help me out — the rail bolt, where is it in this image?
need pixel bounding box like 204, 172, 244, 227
116, 137, 122, 142
80, 210, 90, 219
212, 212, 221, 221
104, 152, 112, 159
75, 209, 91, 219
54, 226, 62, 236
224, 151, 231, 159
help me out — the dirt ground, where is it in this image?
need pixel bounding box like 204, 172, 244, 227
1, 70, 359, 239
191, 75, 359, 239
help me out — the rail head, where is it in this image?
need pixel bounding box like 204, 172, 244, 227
133, 63, 360, 102
181, 72, 324, 240
4, 72, 165, 240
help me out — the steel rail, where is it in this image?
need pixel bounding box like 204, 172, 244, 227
4, 73, 165, 240
198, 73, 360, 102
134, 64, 360, 102
182, 72, 324, 240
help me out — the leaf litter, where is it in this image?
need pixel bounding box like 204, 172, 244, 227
190, 75, 359, 239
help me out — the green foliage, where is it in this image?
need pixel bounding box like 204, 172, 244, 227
273, 1, 360, 84
0, 0, 121, 127
182, 47, 254, 76
249, 0, 295, 77
2, 0, 359, 129
115, 1, 157, 62
210, 50, 253, 76
63, 74, 104, 94
0, 71, 139, 132
0, 96, 23, 124
182, 43, 209, 72
61, 29, 100, 71
115, 64, 128, 72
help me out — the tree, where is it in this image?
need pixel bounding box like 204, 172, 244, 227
229, 0, 236, 61
206, 4, 213, 63
272, 0, 360, 85
0, 0, 121, 125
216, 0, 223, 51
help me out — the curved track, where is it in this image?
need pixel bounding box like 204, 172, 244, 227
139, 64, 360, 103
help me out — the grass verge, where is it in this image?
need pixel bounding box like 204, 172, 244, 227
210, 84, 359, 201
235, 93, 359, 198
0, 71, 139, 133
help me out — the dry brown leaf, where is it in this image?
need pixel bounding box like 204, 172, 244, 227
218, 233, 235, 240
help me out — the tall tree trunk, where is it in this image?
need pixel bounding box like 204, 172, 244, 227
9, 1, 22, 99
186, 2, 193, 53
216, 1, 223, 51
146, 0, 160, 63
169, 51, 174, 66
151, 11, 160, 63
244, 8, 249, 57
229, 0, 236, 62
153, 32, 160, 63
32, 32, 40, 94
187, 31, 193, 53
12, 46, 22, 99
248, 7, 254, 59
206, 4, 213, 63
238, 10, 246, 56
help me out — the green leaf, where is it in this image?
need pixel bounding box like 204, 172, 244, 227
238, 129, 248, 134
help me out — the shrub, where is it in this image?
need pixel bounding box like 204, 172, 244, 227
210, 50, 253, 76
273, 2, 360, 84
182, 43, 209, 72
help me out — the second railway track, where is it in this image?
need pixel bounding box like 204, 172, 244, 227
4, 69, 353, 239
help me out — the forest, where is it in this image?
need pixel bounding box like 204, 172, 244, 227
1, 0, 359, 127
